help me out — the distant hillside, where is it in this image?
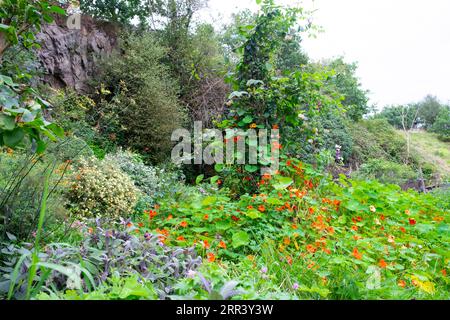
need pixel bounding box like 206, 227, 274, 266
406, 130, 450, 179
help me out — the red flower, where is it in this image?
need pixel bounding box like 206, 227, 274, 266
231, 215, 240, 222
180, 221, 188, 228
400, 227, 406, 233
177, 236, 185, 241
258, 205, 266, 213
409, 218, 417, 226
218, 241, 227, 249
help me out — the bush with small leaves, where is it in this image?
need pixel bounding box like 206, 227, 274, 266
67, 157, 139, 219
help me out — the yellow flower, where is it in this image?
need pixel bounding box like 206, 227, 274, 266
249, 123, 257, 129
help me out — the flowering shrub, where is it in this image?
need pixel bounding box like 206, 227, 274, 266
104, 150, 183, 201
67, 157, 139, 219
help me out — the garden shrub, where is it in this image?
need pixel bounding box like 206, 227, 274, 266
352, 159, 418, 185
104, 150, 185, 201
67, 157, 139, 219
92, 33, 185, 164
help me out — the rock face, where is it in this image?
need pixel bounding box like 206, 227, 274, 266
37, 15, 118, 92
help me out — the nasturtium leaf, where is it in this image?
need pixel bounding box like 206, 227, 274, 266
242, 115, 253, 124
244, 165, 258, 173
232, 231, 250, 248
3, 128, 25, 147
0, 114, 16, 131
196, 174, 204, 185
272, 176, 293, 190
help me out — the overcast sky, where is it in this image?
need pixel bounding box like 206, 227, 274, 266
199, 0, 450, 109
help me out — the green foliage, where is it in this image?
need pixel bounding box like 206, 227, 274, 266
0, 150, 70, 242
353, 159, 417, 185
375, 104, 420, 130
0, 75, 64, 152
348, 119, 415, 167
0, 0, 66, 60
132, 158, 450, 299
67, 157, 140, 219
104, 150, 184, 202
0, 1, 65, 153
324, 57, 370, 121
1, 221, 202, 299
431, 106, 450, 142
93, 33, 185, 163
417, 95, 446, 129
79, 0, 148, 26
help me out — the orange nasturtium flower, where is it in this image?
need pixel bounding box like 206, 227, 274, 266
283, 237, 291, 246
148, 210, 157, 219
351, 225, 359, 231
180, 221, 188, 228
177, 236, 185, 241
202, 240, 210, 249
203, 214, 209, 220
249, 123, 257, 129
258, 205, 266, 213
442, 269, 447, 277
379, 259, 388, 268
398, 280, 406, 288
306, 244, 317, 253
352, 248, 363, 260
167, 214, 173, 220
409, 218, 417, 226
218, 241, 227, 249
207, 253, 216, 262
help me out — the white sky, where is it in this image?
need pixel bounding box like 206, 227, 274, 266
198, 0, 450, 108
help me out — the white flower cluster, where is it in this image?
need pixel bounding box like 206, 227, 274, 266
104, 150, 183, 200
68, 157, 140, 219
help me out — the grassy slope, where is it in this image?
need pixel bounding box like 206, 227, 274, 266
402, 130, 450, 179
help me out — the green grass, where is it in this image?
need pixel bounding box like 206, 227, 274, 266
402, 130, 450, 179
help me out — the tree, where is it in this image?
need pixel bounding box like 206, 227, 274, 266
417, 95, 444, 129
431, 106, 450, 141
79, 0, 149, 27
399, 104, 420, 163
325, 57, 369, 121
91, 33, 185, 163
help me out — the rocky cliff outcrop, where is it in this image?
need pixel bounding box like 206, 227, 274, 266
37, 15, 118, 92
